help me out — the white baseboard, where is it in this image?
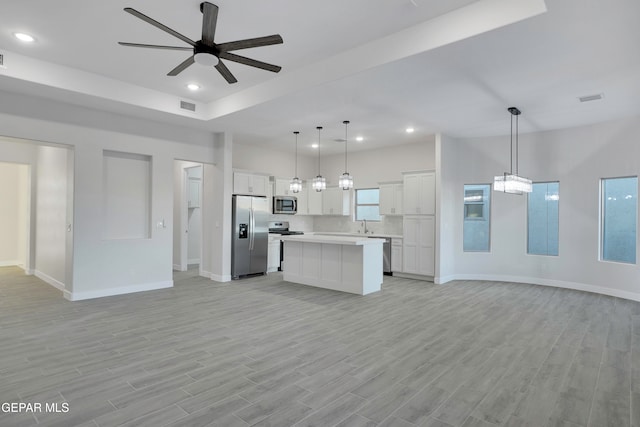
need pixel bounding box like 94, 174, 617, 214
0, 260, 21, 267
188, 258, 200, 264
439, 273, 640, 302
35, 270, 66, 291
173, 263, 185, 272
210, 273, 231, 282
393, 272, 434, 282
65, 280, 173, 301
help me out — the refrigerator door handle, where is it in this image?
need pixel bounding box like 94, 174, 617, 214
249, 208, 255, 251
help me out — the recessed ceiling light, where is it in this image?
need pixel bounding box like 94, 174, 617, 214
311, 144, 319, 149
356, 136, 364, 142
14, 32, 35, 43
187, 83, 200, 91
406, 127, 415, 134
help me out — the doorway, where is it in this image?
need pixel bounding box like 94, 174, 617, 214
173, 161, 203, 274
0, 162, 30, 270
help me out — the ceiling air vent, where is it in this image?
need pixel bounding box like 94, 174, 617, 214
579, 93, 603, 103
0, 53, 4, 68
180, 100, 196, 112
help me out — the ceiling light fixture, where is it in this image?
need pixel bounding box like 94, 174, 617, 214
356, 136, 364, 142
312, 126, 326, 192
339, 120, 354, 190
494, 107, 532, 194
290, 131, 303, 194
14, 32, 35, 43
187, 83, 200, 91
406, 127, 415, 133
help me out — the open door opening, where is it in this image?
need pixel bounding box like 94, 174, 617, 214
173, 161, 203, 276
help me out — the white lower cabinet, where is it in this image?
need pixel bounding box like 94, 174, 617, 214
403, 216, 434, 276
267, 236, 280, 273
391, 238, 403, 273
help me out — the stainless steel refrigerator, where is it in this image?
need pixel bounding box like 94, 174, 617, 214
231, 195, 269, 279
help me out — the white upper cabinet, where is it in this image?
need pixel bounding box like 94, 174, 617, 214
233, 172, 269, 196
379, 182, 403, 216
296, 185, 309, 215
306, 182, 323, 215
322, 187, 350, 216
274, 178, 292, 196
403, 171, 435, 215
188, 178, 200, 208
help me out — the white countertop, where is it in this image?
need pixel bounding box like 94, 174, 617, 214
311, 232, 402, 239
279, 234, 386, 245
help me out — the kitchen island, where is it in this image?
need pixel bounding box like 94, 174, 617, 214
279, 234, 384, 295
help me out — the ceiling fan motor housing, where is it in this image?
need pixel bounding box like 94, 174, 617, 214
194, 41, 219, 66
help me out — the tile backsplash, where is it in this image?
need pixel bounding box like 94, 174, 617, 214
313, 215, 403, 236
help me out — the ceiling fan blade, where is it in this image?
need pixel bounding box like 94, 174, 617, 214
201, 2, 219, 46
167, 56, 195, 76
215, 60, 238, 84
218, 52, 282, 73
217, 35, 283, 52
124, 7, 196, 47
119, 42, 193, 51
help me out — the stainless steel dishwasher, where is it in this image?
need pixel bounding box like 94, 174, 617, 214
370, 236, 392, 275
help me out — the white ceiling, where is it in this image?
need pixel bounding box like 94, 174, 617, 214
1, 0, 639, 154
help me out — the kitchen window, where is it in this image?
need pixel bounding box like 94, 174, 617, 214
463, 184, 491, 252
355, 188, 381, 221
527, 182, 559, 256
601, 176, 637, 264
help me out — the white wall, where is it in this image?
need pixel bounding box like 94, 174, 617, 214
0, 91, 218, 300
320, 138, 436, 188
35, 145, 70, 289
233, 142, 316, 179
0, 162, 29, 267
0, 139, 37, 272
439, 115, 640, 301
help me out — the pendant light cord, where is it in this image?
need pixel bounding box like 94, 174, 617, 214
316, 126, 322, 175
293, 131, 299, 177
515, 113, 519, 176
343, 120, 349, 172
510, 113, 514, 175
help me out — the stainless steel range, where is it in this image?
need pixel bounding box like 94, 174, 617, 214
268, 221, 303, 271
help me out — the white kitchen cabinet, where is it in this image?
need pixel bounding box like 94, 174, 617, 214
274, 178, 292, 197
403, 216, 434, 276
379, 182, 403, 216
296, 185, 309, 215
187, 178, 200, 208
391, 238, 403, 273
306, 181, 323, 215
403, 171, 435, 215
233, 172, 269, 196
267, 235, 281, 273
322, 187, 351, 216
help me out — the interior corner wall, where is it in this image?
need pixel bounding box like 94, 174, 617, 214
435, 134, 458, 283
440, 115, 640, 301
0, 139, 38, 272
0, 162, 29, 267
35, 145, 69, 290
0, 91, 216, 301
204, 132, 233, 282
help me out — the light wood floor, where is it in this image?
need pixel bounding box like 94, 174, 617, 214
0, 265, 638, 427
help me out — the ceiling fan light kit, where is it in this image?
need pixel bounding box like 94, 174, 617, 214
119, 2, 283, 84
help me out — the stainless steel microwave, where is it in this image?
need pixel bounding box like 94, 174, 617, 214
273, 196, 297, 214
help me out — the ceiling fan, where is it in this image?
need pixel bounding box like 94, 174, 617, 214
118, 2, 283, 84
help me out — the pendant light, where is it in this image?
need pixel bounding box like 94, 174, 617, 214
312, 126, 326, 192
338, 120, 354, 190
493, 107, 532, 194
289, 131, 302, 193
